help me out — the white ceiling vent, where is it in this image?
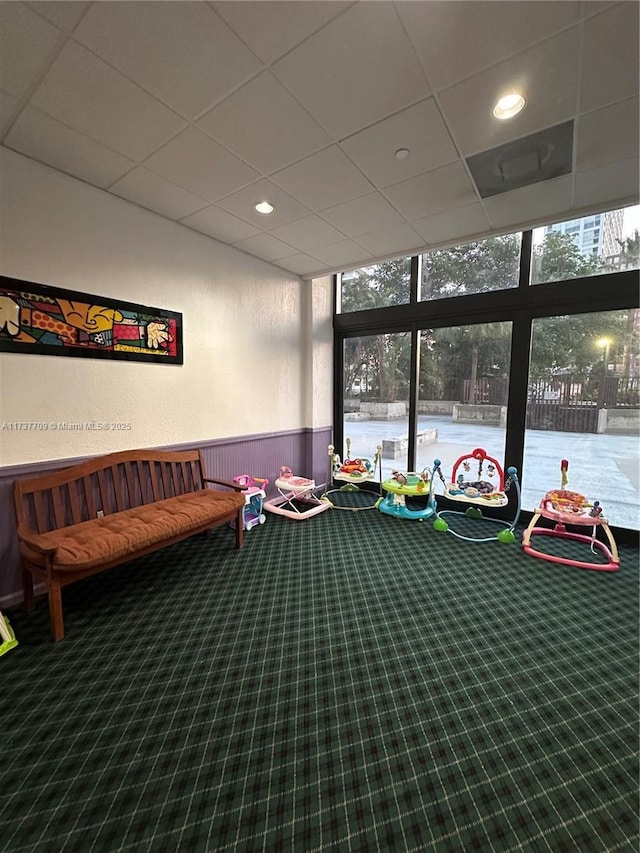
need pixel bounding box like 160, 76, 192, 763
466, 121, 574, 198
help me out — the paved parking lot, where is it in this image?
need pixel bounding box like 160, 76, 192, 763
343, 415, 640, 530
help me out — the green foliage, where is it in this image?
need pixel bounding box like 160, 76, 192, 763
532, 232, 603, 283
342, 232, 637, 403
422, 234, 521, 298
341, 258, 410, 313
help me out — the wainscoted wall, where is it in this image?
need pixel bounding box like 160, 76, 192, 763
0, 426, 332, 607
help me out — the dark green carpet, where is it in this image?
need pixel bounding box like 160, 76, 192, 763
2, 503, 638, 852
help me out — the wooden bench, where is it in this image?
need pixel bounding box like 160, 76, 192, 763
13, 448, 246, 641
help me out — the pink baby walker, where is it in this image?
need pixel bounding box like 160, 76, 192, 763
522, 459, 619, 572
263, 466, 331, 521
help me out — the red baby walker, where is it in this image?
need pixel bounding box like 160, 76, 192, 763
522, 459, 619, 572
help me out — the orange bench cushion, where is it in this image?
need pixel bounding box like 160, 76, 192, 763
21, 490, 245, 572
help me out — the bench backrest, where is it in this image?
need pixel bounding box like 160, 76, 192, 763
14, 449, 207, 534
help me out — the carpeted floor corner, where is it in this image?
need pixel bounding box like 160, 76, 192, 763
1, 503, 638, 852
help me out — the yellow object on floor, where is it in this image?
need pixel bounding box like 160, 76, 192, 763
0, 611, 18, 657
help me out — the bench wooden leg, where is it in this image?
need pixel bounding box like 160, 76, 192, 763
22, 566, 35, 613
48, 581, 65, 641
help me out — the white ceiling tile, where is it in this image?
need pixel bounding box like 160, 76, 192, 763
384, 162, 478, 221
143, 126, 258, 202
276, 254, 325, 276
574, 158, 640, 210
267, 215, 346, 253
26, 2, 90, 32
340, 99, 458, 188
356, 224, 424, 257
581, 2, 640, 113
74, 2, 260, 120
272, 2, 429, 139
309, 240, 374, 269
0, 89, 19, 136
216, 179, 311, 229
321, 193, 404, 238
197, 72, 330, 174
5, 106, 135, 188
0, 3, 64, 98
577, 98, 639, 173
397, 1, 581, 92
483, 175, 573, 228
110, 166, 209, 220
272, 146, 373, 211
412, 204, 492, 247
213, 1, 351, 65
439, 28, 580, 157
233, 232, 296, 262
30, 41, 186, 160
181, 205, 260, 243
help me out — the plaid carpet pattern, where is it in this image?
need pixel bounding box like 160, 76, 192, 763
2, 501, 638, 852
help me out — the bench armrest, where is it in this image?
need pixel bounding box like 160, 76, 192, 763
16, 524, 58, 557
203, 477, 244, 492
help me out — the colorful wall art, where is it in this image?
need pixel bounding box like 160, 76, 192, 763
0, 277, 183, 364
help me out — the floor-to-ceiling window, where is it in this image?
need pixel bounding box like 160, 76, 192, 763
334, 204, 639, 532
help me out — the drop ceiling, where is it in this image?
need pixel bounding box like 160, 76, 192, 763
1, 1, 638, 278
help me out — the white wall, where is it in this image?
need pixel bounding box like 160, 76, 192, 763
0, 148, 320, 466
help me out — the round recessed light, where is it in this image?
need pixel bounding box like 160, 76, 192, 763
492, 93, 526, 120
255, 201, 274, 214
394, 148, 410, 160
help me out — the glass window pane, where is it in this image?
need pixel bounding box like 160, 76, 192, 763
420, 233, 521, 301
340, 258, 410, 314
531, 204, 640, 284
416, 322, 512, 478
342, 332, 410, 477
523, 310, 640, 530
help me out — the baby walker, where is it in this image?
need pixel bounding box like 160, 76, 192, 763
377, 467, 437, 521
324, 439, 382, 510
263, 466, 331, 521
231, 475, 269, 531
433, 447, 521, 543
522, 459, 619, 571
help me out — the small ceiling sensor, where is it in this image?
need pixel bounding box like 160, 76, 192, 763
394, 148, 410, 160
255, 201, 274, 214
492, 93, 526, 120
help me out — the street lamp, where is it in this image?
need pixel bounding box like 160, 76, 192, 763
596, 337, 612, 374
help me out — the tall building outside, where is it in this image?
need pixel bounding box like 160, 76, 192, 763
545, 210, 624, 260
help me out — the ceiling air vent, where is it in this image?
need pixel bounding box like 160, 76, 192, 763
466, 120, 574, 198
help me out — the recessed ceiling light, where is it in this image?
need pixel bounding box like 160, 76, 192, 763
493, 93, 526, 120
255, 201, 274, 214
394, 148, 410, 160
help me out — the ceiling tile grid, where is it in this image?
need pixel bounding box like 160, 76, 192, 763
0, 0, 637, 279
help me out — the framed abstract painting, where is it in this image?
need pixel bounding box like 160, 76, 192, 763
0, 276, 183, 365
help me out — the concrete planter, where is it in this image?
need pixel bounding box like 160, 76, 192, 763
382, 428, 438, 459
360, 401, 407, 419
453, 404, 507, 427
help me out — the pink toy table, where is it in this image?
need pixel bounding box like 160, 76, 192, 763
522, 491, 620, 572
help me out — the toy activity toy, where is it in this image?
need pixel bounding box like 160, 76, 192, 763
377, 467, 437, 521
0, 610, 18, 657
231, 475, 269, 531
263, 466, 331, 521
432, 448, 521, 543
522, 459, 619, 571
324, 440, 382, 510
